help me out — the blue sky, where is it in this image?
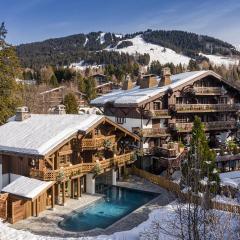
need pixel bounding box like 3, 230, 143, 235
1, 0, 240, 45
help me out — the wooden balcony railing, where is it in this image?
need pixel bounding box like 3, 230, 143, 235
172, 104, 239, 113
144, 109, 170, 118
141, 128, 170, 137
81, 135, 115, 150
173, 120, 236, 132
193, 87, 223, 95
30, 152, 134, 181
157, 147, 178, 158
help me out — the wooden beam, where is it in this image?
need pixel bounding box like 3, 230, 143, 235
36, 199, 39, 217
51, 185, 55, 209
80, 177, 82, 197
71, 179, 74, 198
77, 177, 80, 199
57, 183, 60, 205
62, 182, 65, 205
44, 157, 54, 169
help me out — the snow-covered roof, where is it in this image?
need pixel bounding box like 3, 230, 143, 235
91, 71, 208, 107
0, 114, 103, 155
2, 176, 54, 199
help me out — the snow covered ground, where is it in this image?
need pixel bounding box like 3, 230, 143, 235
220, 171, 240, 189
106, 35, 191, 66
0, 201, 239, 240
199, 53, 240, 68
0, 203, 174, 240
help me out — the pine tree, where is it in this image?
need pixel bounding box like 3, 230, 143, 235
0, 22, 21, 125
63, 93, 78, 114
84, 77, 96, 102
75, 72, 85, 92
182, 116, 220, 196
49, 73, 59, 87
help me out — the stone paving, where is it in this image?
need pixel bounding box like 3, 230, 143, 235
11, 175, 176, 238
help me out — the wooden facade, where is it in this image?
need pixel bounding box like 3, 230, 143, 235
93, 70, 240, 173
0, 116, 138, 223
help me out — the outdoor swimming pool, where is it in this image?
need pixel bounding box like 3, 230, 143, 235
59, 185, 158, 231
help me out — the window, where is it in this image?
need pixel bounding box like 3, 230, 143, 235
115, 116, 126, 124
95, 128, 101, 136
58, 155, 71, 166
153, 102, 161, 110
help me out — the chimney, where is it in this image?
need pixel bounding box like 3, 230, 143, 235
54, 105, 66, 114
15, 106, 30, 121
159, 67, 172, 87
122, 75, 133, 90
140, 74, 158, 89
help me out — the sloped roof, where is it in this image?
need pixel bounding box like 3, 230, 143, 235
0, 114, 103, 155
91, 70, 237, 107
2, 176, 54, 200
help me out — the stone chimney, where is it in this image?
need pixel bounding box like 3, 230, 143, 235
15, 106, 30, 121
54, 105, 66, 114
122, 75, 133, 90
159, 67, 172, 87
140, 74, 158, 89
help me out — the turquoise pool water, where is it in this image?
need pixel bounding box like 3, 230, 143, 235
59, 185, 158, 232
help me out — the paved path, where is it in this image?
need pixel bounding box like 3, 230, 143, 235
11, 175, 176, 238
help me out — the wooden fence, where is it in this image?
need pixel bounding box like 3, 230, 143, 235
130, 167, 240, 214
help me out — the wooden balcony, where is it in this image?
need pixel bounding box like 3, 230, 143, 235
156, 147, 178, 158
172, 104, 239, 113
141, 128, 170, 137
173, 120, 236, 132
81, 135, 115, 150
30, 152, 134, 181
144, 109, 170, 119
193, 87, 223, 95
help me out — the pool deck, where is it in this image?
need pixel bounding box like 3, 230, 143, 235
11, 175, 176, 238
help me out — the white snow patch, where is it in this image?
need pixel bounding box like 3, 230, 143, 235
69, 60, 104, 71
115, 34, 123, 39
106, 35, 191, 66
220, 170, 240, 189
98, 32, 106, 44
213, 195, 240, 205
83, 37, 88, 47
199, 52, 240, 67
235, 44, 240, 52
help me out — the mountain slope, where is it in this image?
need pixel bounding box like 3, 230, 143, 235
106, 35, 191, 66
16, 30, 240, 69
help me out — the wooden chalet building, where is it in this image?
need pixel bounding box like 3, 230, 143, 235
91, 73, 115, 96
40, 86, 87, 113
91, 69, 240, 173
0, 107, 138, 223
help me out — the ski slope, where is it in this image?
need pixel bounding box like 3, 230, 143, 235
106, 35, 191, 66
